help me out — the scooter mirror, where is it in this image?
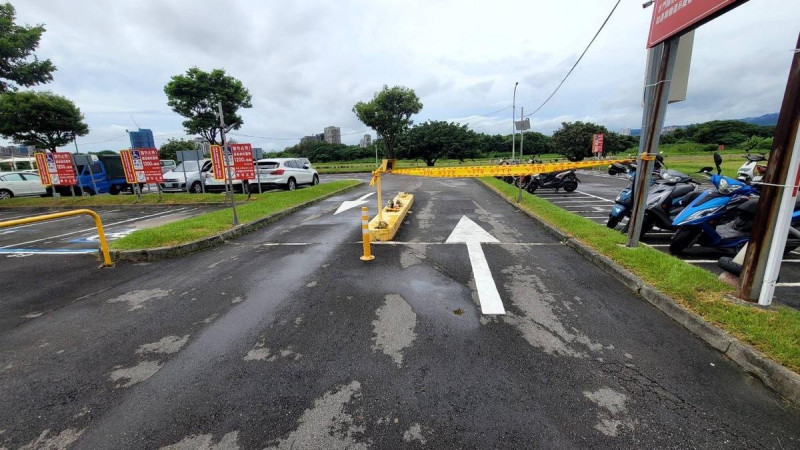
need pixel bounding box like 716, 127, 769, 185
698, 166, 714, 174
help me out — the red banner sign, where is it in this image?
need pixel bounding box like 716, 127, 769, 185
210, 145, 226, 181
648, 0, 744, 48
36, 152, 77, 186
120, 150, 138, 184
229, 143, 255, 180
34, 153, 52, 186
131, 148, 164, 183
592, 134, 604, 154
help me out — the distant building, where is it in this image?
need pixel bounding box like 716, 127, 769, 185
129, 128, 155, 149
619, 128, 632, 136
324, 126, 341, 145
661, 126, 677, 134
359, 134, 373, 148
0, 145, 35, 156
301, 134, 325, 143
192, 137, 210, 156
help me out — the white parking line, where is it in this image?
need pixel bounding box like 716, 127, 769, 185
575, 191, 615, 202
0, 208, 188, 249
686, 259, 800, 264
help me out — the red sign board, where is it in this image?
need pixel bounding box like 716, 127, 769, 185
647, 0, 745, 48
130, 148, 164, 183
592, 134, 604, 154
229, 143, 255, 180
210, 145, 226, 181
36, 152, 77, 186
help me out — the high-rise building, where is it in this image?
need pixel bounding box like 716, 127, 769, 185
619, 128, 632, 136
359, 134, 373, 148
129, 128, 155, 149
324, 126, 341, 145
301, 134, 325, 143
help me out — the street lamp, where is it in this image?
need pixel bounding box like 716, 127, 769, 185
512, 81, 518, 161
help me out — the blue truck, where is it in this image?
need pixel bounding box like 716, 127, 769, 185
49, 154, 137, 196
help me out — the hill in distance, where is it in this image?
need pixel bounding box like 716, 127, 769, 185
629, 112, 778, 135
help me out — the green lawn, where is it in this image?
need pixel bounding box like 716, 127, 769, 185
110, 180, 360, 250
0, 191, 253, 207
481, 177, 800, 373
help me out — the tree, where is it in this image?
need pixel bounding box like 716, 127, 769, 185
397, 121, 479, 166
158, 138, 197, 160
0, 3, 56, 92
353, 85, 422, 159
551, 121, 608, 161
0, 91, 88, 152
519, 131, 552, 156
164, 68, 252, 146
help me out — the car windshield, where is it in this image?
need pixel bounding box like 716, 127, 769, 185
174, 161, 200, 172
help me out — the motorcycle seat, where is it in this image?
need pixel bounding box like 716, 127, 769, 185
746, 154, 767, 162
669, 184, 695, 199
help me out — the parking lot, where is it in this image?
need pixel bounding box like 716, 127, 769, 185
529, 170, 800, 309
0, 205, 224, 255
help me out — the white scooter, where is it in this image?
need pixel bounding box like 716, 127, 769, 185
737, 153, 767, 184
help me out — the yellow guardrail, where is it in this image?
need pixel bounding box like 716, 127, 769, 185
0, 209, 113, 267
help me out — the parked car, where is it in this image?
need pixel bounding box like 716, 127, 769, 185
204, 164, 249, 193
160, 159, 177, 174
250, 158, 319, 191
160, 159, 212, 193
0, 171, 47, 199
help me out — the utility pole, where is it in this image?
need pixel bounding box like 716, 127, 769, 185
512, 82, 518, 161
517, 106, 525, 202
739, 33, 800, 305
627, 37, 679, 247
218, 102, 239, 226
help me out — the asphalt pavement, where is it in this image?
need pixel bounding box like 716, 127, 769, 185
1, 175, 799, 448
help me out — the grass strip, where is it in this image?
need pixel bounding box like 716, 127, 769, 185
110, 180, 360, 251
0, 192, 253, 207
480, 176, 800, 373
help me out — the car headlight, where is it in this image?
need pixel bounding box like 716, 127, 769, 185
718, 178, 743, 195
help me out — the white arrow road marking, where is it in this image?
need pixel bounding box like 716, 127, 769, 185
446, 216, 505, 315
334, 192, 375, 215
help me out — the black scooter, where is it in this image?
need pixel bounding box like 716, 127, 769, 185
525, 169, 580, 193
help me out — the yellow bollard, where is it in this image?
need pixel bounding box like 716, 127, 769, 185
360, 206, 375, 261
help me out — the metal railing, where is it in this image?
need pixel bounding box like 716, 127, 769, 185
0, 209, 113, 266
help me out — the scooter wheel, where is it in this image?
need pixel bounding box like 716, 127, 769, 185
563, 180, 578, 192
526, 183, 538, 194
670, 227, 701, 255
607, 216, 620, 229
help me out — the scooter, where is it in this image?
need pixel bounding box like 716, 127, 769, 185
737, 153, 768, 184
525, 169, 580, 193
669, 168, 758, 255
607, 166, 696, 236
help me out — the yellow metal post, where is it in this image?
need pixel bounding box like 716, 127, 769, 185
0, 209, 114, 267
360, 206, 375, 261
376, 172, 383, 224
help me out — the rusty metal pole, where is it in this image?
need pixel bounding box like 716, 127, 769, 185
627, 37, 679, 247
739, 33, 800, 303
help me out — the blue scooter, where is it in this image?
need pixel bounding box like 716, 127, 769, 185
669, 168, 757, 255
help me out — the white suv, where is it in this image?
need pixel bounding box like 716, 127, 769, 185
251, 158, 319, 191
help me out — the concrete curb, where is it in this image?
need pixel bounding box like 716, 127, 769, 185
111, 181, 364, 262
477, 178, 800, 406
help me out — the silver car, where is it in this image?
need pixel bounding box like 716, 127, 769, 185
160, 159, 212, 193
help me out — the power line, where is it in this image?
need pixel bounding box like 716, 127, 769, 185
75, 134, 128, 145
524, 0, 621, 119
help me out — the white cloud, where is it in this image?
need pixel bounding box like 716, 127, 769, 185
7, 0, 799, 151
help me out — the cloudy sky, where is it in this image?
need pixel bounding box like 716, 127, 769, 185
8, 0, 800, 151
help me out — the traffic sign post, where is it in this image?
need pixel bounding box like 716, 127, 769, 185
592, 133, 604, 158
739, 33, 800, 305
647, 0, 747, 48
120, 150, 141, 201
